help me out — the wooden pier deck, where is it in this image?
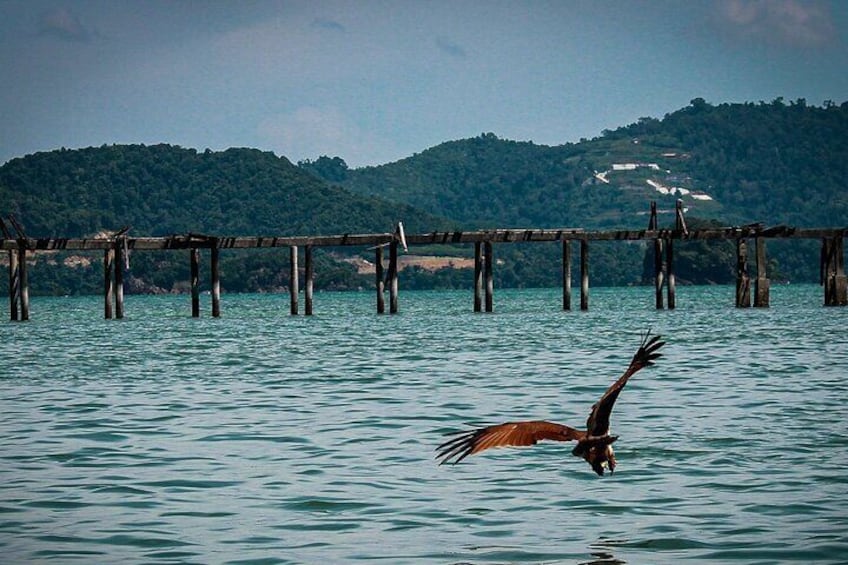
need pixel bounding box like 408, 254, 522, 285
2, 210, 846, 320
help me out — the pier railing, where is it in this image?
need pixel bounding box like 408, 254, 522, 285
2, 211, 846, 321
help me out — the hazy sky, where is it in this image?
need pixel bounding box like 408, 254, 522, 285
1, 0, 846, 167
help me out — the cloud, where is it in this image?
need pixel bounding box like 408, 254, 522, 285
435, 35, 466, 58
256, 106, 405, 167
312, 17, 346, 33
38, 7, 94, 43
257, 106, 353, 160
716, 0, 836, 47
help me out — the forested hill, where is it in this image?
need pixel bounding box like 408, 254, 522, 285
303, 98, 848, 230
2, 99, 846, 295
0, 144, 444, 238
5, 99, 845, 239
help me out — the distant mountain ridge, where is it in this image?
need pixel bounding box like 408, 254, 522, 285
1, 98, 845, 295
0, 144, 445, 238
0, 144, 449, 295
302, 98, 848, 230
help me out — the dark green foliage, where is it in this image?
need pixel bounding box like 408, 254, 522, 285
338, 133, 599, 228
2, 99, 846, 295
612, 98, 848, 226
0, 144, 443, 238
336, 101, 848, 232
0, 144, 448, 295
298, 156, 350, 184
331, 100, 847, 284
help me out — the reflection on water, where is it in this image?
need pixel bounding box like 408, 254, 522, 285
1, 286, 847, 563
581, 550, 626, 565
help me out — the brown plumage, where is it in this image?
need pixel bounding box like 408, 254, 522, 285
436, 332, 664, 476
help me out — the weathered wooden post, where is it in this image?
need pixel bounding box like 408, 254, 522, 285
7, 245, 19, 321
190, 247, 200, 318
754, 236, 769, 307
667, 199, 685, 310
835, 237, 846, 306
304, 245, 314, 316
391, 222, 406, 314
654, 238, 665, 309
210, 242, 221, 318
484, 241, 493, 312
2, 219, 20, 321
822, 237, 847, 306
562, 239, 572, 311
375, 245, 385, 314
675, 199, 688, 234
114, 238, 125, 319
17, 244, 28, 321
580, 239, 589, 311
104, 248, 115, 319
834, 237, 847, 306
736, 238, 751, 307
666, 238, 676, 310
474, 241, 483, 312
821, 237, 830, 304
101, 228, 131, 320
290, 245, 299, 315
8, 217, 29, 321
389, 240, 399, 314
649, 201, 664, 309
648, 201, 658, 231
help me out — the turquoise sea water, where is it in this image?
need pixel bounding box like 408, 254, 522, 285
1, 285, 847, 564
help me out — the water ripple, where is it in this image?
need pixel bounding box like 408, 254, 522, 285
1, 287, 847, 563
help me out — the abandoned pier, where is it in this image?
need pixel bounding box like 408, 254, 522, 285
2, 204, 846, 321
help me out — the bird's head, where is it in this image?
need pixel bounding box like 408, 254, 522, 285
586, 440, 617, 476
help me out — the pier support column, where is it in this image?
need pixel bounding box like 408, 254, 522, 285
474, 242, 483, 312
8, 245, 19, 321
754, 237, 769, 308
114, 239, 125, 319
822, 237, 847, 306
290, 246, 299, 315
18, 244, 29, 321
580, 239, 589, 311
666, 238, 676, 310
667, 199, 685, 310
389, 240, 399, 314
654, 238, 664, 309
834, 238, 846, 306
104, 248, 114, 319
1, 220, 18, 321
376, 246, 385, 314
650, 201, 664, 310
6, 217, 31, 321
484, 241, 493, 313
211, 243, 221, 318
562, 240, 572, 311
304, 245, 314, 316
190, 248, 200, 318
736, 239, 751, 307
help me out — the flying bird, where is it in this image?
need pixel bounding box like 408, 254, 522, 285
435, 332, 665, 476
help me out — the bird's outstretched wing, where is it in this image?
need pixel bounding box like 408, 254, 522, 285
585, 332, 664, 436
436, 420, 585, 465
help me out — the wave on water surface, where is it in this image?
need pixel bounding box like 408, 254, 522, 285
1, 286, 847, 563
